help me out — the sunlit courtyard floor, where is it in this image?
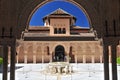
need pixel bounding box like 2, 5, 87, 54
0, 63, 120, 80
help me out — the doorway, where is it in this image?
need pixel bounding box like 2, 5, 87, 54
53, 45, 65, 62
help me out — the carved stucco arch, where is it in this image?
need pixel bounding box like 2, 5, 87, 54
17, 0, 101, 38
51, 43, 68, 55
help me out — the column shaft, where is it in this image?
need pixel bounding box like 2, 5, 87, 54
10, 43, 16, 80
103, 45, 109, 80
111, 44, 118, 80
50, 54, 52, 62
2, 45, 8, 80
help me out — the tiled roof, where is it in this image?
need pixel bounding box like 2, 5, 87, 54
44, 8, 76, 18
50, 8, 70, 15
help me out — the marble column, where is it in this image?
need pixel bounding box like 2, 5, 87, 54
50, 53, 52, 62
75, 55, 77, 64
100, 55, 103, 63
111, 44, 118, 80
103, 44, 109, 80
2, 45, 8, 80
24, 55, 27, 63
41, 45, 44, 63
49, 50, 52, 62
91, 55, 95, 63
33, 51, 36, 64
83, 55, 86, 63
42, 55, 44, 63
10, 41, 16, 80
33, 55, 36, 63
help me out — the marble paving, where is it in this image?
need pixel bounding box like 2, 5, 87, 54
0, 63, 120, 80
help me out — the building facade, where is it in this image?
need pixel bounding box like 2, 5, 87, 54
14, 9, 119, 63
0, 0, 119, 80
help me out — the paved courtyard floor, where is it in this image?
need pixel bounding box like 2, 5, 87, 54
0, 63, 120, 80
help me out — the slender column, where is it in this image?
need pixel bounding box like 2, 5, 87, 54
24, 55, 27, 63
49, 53, 52, 62
10, 41, 16, 80
66, 53, 70, 63
48, 50, 52, 62
103, 44, 109, 80
75, 55, 77, 64
2, 45, 8, 80
41, 45, 44, 63
33, 51, 36, 63
16, 55, 18, 64
100, 55, 103, 63
83, 55, 86, 63
91, 55, 94, 63
16, 47, 20, 63
33, 55, 36, 63
111, 44, 118, 80
109, 55, 111, 63
24, 51, 27, 63
109, 46, 111, 63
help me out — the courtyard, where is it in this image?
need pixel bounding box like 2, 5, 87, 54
0, 63, 120, 80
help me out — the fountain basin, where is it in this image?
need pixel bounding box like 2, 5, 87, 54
45, 62, 73, 74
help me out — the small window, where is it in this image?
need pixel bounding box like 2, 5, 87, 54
54, 28, 57, 34
63, 28, 66, 34
58, 28, 62, 34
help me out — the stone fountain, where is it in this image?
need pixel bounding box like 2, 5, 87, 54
44, 62, 73, 75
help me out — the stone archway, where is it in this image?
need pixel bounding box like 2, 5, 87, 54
53, 45, 65, 62
17, 0, 101, 39
0, 0, 119, 80
15, 0, 118, 80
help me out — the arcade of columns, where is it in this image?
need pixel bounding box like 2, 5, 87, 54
0, 0, 119, 80
0, 39, 16, 80
14, 41, 102, 63
6, 41, 119, 64
0, 39, 120, 80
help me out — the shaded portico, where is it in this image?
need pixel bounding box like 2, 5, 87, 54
0, 0, 120, 80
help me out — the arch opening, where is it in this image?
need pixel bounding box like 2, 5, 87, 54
53, 45, 65, 62
29, 0, 90, 28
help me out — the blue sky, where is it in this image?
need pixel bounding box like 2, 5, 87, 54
29, 1, 89, 27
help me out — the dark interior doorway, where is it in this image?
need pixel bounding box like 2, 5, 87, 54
53, 45, 65, 62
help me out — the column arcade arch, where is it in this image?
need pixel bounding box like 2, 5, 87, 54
53, 45, 65, 62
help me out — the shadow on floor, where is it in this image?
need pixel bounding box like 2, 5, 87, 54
0, 66, 24, 73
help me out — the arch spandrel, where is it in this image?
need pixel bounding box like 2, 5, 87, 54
18, 46, 25, 63
17, 0, 102, 39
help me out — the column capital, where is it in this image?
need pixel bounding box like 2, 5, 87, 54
102, 37, 119, 46
0, 38, 16, 46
